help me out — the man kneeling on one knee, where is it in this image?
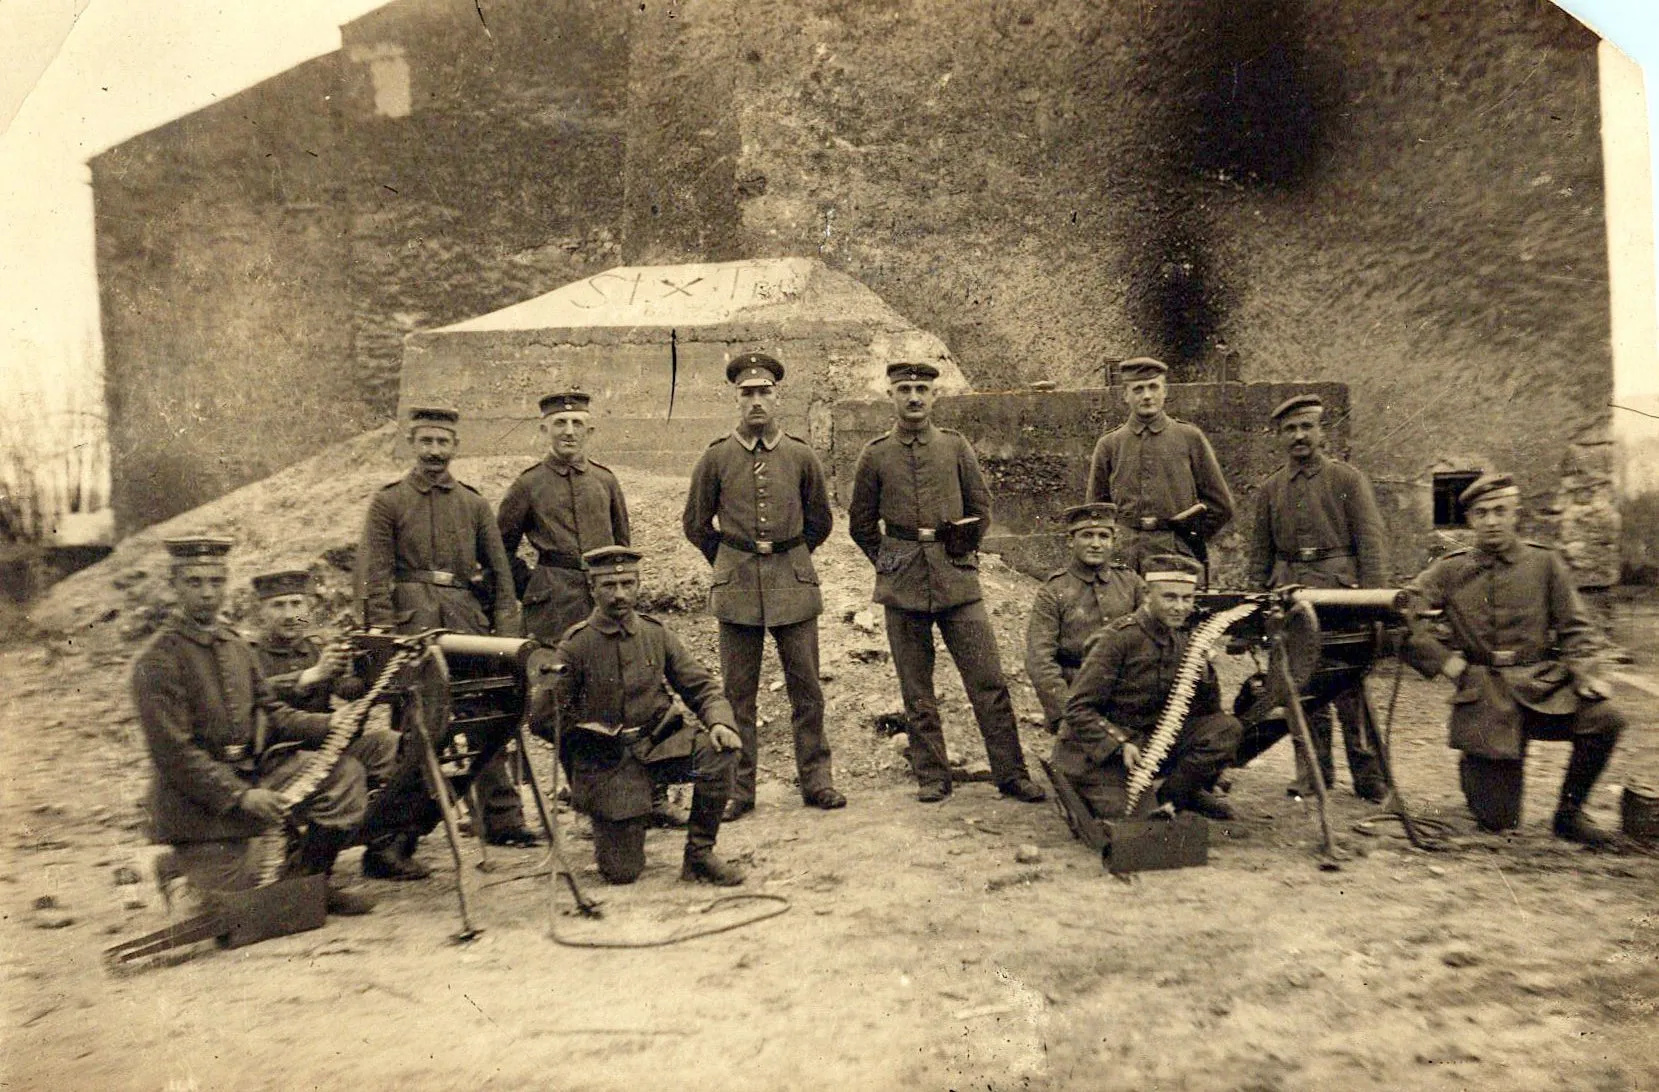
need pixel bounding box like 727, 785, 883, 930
1402, 473, 1624, 847
547, 546, 746, 885
1052, 554, 1241, 821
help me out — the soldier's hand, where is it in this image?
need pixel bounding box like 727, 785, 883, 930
238, 788, 285, 824
708, 724, 742, 752
1577, 676, 1612, 700
1440, 653, 1469, 683
1121, 742, 1142, 770
315, 642, 351, 678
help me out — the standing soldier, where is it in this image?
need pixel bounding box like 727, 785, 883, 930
1402, 474, 1624, 846
357, 406, 531, 878
1086, 357, 1234, 575
1024, 503, 1145, 732
1054, 554, 1241, 822
683, 352, 842, 820
848, 361, 1046, 805
134, 538, 376, 917
1242, 395, 1388, 801
249, 568, 398, 788
549, 547, 746, 885
497, 388, 630, 645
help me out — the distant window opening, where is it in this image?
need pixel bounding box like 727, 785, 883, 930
1433, 470, 1483, 527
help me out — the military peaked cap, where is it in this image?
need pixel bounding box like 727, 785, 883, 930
165, 536, 234, 561
1142, 553, 1203, 584
886, 361, 940, 381
251, 569, 313, 599
727, 352, 784, 387
583, 545, 644, 574
1459, 473, 1519, 507
1062, 502, 1118, 530
1116, 357, 1169, 382
1270, 394, 1324, 422
539, 388, 592, 415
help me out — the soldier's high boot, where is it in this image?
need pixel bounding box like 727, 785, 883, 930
362, 831, 431, 881
680, 789, 745, 886
1552, 733, 1620, 849
296, 826, 377, 916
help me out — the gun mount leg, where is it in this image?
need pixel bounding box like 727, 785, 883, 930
414, 721, 482, 941
468, 783, 494, 873
515, 718, 601, 921
1358, 679, 1437, 850
1278, 651, 1342, 868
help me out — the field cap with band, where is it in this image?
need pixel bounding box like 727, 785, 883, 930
1459, 473, 1519, 507
583, 545, 644, 574
1270, 394, 1324, 422
251, 569, 312, 598
407, 406, 460, 431
1062, 502, 1118, 531
886, 361, 940, 382
1116, 357, 1169, 382
164, 536, 234, 561
1142, 553, 1203, 585
539, 388, 592, 415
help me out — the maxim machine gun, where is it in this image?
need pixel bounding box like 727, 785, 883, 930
107, 630, 592, 969
1044, 587, 1420, 874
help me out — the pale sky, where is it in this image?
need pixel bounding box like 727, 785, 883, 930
0, 0, 1654, 530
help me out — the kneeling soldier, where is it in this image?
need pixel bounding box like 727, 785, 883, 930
1025, 502, 1144, 732
134, 538, 377, 916
1053, 554, 1241, 821
1402, 474, 1624, 846
550, 547, 746, 885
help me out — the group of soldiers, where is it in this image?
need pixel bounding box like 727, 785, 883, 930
133, 350, 1630, 922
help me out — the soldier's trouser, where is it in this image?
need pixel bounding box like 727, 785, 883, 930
170, 752, 369, 898
588, 736, 736, 883
1054, 713, 1242, 819
718, 618, 832, 806
1292, 688, 1385, 795
884, 602, 1030, 789
475, 751, 527, 836
1458, 700, 1623, 832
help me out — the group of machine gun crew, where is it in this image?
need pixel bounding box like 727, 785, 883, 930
132, 352, 1629, 928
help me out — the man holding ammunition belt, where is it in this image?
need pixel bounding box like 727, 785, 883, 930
549, 546, 746, 885
1025, 503, 1144, 732
1402, 473, 1624, 846
683, 352, 842, 820
497, 388, 631, 644
1243, 394, 1389, 801
1086, 357, 1234, 576
1054, 554, 1241, 822
357, 405, 532, 873
849, 361, 1046, 805
135, 538, 376, 916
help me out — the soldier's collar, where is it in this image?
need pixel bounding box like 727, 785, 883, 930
1289, 452, 1328, 479
733, 426, 782, 452
894, 423, 936, 446
1067, 558, 1107, 583
1130, 412, 1168, 435
1477, 539, 1521, 565
587, 609, 638, 636
407, 467, 457, 493
544, 454, 589, 475
170, 612, 232, 647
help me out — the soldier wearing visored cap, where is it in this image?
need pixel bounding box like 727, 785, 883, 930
849, 360, 1046, 805
1055, 553, 1241, 823
1024, 503, 1145, 732
356, 405, 532, 875
1237, 393, 1388, 801
497, 387, 631, 645
133, 538, 377, 917
547, 546, 747, 885
1402, 474, 1625, 846
1086, 357, 1235, 575
682, 352, 842, 819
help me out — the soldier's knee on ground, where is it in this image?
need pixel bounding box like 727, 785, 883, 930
1460, 755, 1525, 831
592, 817, 648, 883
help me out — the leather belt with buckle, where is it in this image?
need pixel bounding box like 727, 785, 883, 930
222, 744, 249, 762
1137, 516, 1161, 531
1490, 650, 1518, 667
397, 569, 465, 588
884, 524, 938, 543
720, 532, 806, 556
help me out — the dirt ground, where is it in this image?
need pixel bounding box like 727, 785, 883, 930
3, 446, 1656, 1091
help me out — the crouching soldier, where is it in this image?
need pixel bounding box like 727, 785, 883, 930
1402, 474, 1624, 846
1053, 554, 1241, 822
1024, 502, 1144, 732
548, 546, 746, 885
134, 538, 377, 917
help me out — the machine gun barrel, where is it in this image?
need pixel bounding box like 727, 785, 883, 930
1285, 587, 1408, 615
